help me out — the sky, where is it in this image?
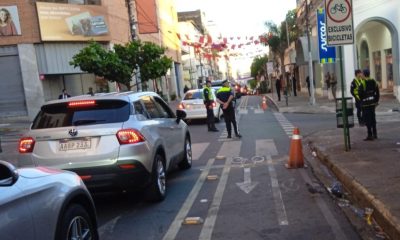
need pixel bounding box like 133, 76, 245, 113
175, 0, 297, 37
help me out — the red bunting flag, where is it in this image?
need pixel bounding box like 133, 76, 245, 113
199, 36, 205, 44
231, 44, 236, 49
207, 35, 213, 44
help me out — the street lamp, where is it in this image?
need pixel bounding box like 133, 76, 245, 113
305, 0, 315, 105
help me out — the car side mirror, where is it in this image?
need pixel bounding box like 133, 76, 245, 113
176, 109, 186, 123
0, 160, 19, 187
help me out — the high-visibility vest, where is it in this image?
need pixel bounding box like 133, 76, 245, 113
202, 86, 214, 101
353, 78, 363, 100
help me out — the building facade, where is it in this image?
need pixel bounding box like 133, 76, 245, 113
295, 0, 400, 101
0, 0, 131, 119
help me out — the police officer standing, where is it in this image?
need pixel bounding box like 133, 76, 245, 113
350, 70, 365, 126
203, 80, 218, 132
216, 80, 242, 139
358, 69, 380, 141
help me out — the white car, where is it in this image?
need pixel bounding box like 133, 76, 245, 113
178, 89, 222, 122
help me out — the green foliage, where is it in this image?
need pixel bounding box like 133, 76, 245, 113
170, 92, 177, 101
250, 55, 269, 78
262, 10, 298, 74
70, 40, 172, 91
248, 79, 257, 90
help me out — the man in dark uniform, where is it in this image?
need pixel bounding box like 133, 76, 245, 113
358, 69, 380, 141
203, 80, 218, 132
350, 70, 365, 126
216, 80, 241, 139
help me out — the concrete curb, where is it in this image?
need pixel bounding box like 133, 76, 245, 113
309, 140, 400, 240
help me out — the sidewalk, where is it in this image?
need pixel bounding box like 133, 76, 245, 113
267, 90, 400, 240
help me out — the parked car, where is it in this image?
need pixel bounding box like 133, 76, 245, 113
178, 89, 222, 122
18, 91, 192, 202
0, 160, 99, 240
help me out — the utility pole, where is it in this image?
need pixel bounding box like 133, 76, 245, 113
126, 0, 141, 92
305, 0, 315, 105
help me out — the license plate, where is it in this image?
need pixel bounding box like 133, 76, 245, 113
59, 138, 91, 151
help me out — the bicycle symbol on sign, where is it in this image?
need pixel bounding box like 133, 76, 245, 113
330, 3, 347, 14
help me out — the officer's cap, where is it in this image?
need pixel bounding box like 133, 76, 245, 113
363, 69, 370, 77
222, 80, 228, 85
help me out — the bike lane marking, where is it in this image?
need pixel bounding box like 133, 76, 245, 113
256, 139, 289, 226
199, 140, 242, 240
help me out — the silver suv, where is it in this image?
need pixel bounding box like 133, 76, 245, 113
18, 91, 192, 202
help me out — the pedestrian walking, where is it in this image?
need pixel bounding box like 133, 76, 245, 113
350, 70, 365, 126
275, 76, 282, 101
325, 72, 331, 91
216, 80, 241, 139
203, 80, 218, 132
291, 74, 297, 96
330, 72, 337, 99
58, 89, 71, 99
358, 69, 380, 141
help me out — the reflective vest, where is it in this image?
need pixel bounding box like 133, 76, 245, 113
202, 86, 214, 102
352, 78, 363, 100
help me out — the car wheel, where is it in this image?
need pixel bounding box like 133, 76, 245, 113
57, 204, 97, 240
178, 136, 192, 170
146, 154, 166, 202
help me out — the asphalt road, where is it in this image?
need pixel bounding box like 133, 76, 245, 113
95, 95, 360, 240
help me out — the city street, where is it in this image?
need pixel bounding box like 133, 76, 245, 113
93, 95, 359, 240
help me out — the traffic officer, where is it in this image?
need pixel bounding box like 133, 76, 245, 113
203, 80, 218, 132
350, 69, 365, 126
358, 69, 380, 141
216, 80, 241, 139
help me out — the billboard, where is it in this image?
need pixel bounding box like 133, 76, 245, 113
36, 2, 111, 41
0, 5, 22, 36
317, 8, 336, 63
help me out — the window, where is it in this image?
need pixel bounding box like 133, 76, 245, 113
184, 91, 203, 100
31, 100, 130, 129
141, 96, 162, 119
141, 96, 174, 119
133, 101, 149, 119
153, 96, 175, 118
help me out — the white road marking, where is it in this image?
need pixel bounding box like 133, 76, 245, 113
256, 139, 289, 226
254, 109, 264, 114
162, 157, 216, 240
236, 167, 258, 194
191, 143, 210, 160
98, 216, 121, 238
199, 141, 241, 240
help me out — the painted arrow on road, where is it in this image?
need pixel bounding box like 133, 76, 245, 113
236, 167, 258, 194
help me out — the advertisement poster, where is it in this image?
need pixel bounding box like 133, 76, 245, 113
36, 2, 111, 41
317, 8, 336, 63
0, 5, 22, 36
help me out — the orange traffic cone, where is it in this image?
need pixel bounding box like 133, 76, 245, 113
285, 127, 304, 169
261, 96, 268, 110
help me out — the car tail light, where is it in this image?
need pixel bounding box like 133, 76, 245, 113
116, 129, 145, 145
212, 102, 217, 108
178, 103, 185, 109
119, 164, 136, 169
19, 137, 35, 153
68, 100, 96, 108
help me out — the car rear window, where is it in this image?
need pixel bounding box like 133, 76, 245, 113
31, 100, 130, 129
184, 91, 203, 100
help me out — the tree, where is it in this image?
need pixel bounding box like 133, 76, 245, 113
250, 55, 269, 78
262, 9, 298, 76
70, 40, 172, 91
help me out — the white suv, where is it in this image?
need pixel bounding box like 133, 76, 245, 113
18, 91, 192, 202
